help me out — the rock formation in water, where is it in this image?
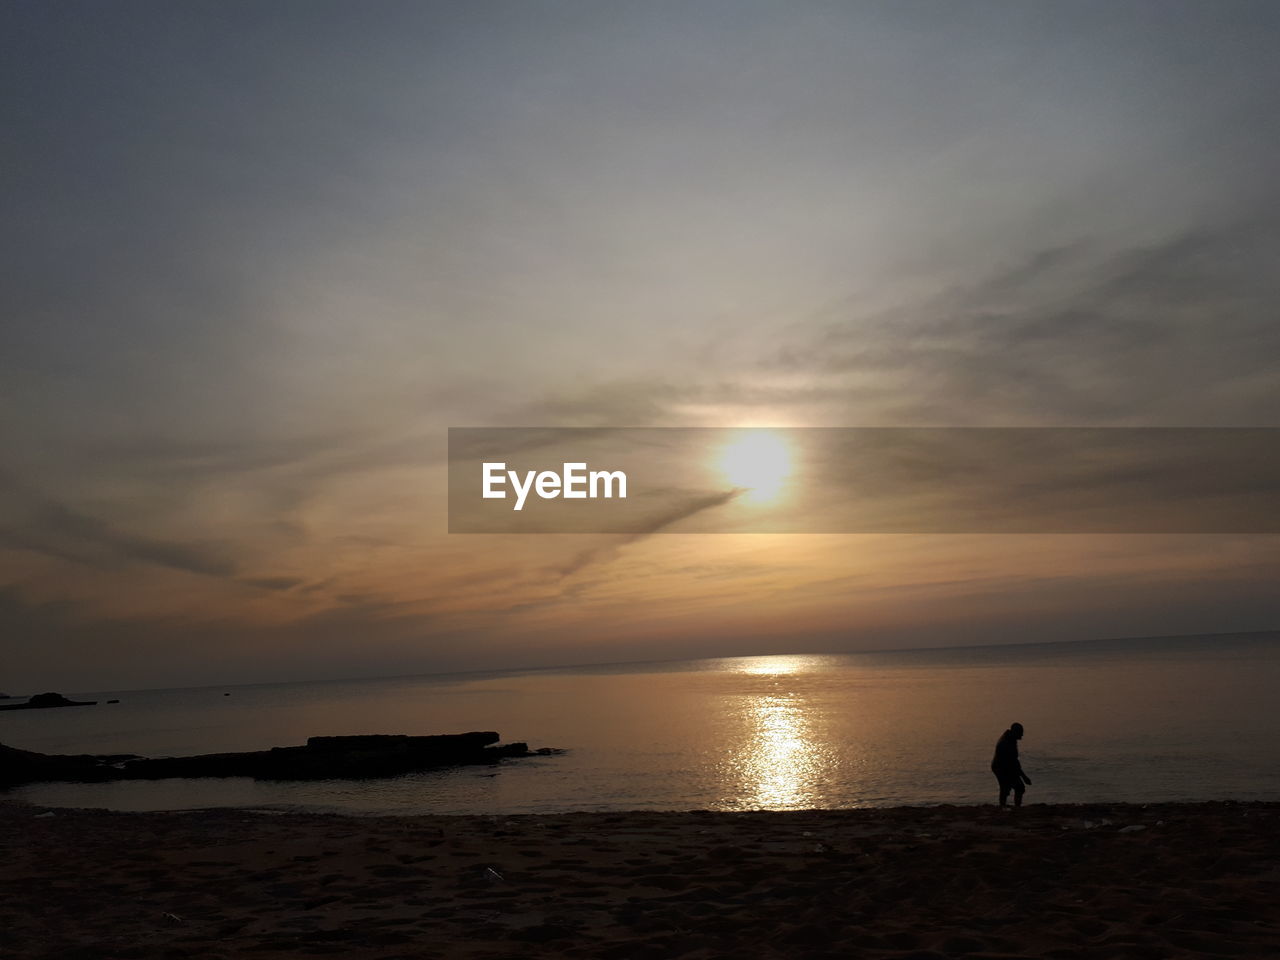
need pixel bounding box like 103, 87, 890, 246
0, 742, 138, 785
0, 692, 98, 711
0, 734, 559, 787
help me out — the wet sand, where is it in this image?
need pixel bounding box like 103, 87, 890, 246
2, 801, 1278, 959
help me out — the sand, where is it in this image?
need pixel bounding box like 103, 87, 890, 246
2, 801, 1278, 959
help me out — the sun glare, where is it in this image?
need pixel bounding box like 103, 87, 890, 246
733, 654, 815, 676
717, 430, 792, 503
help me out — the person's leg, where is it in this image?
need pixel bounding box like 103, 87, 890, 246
997, 776, 1010, 807
1012, 781, 1025, 807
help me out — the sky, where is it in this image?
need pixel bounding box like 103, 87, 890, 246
3, 1, 1280, 692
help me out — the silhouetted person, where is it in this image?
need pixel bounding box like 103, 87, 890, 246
991, 722, 1031, 808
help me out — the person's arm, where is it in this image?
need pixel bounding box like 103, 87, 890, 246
1010, 743, 1031, 784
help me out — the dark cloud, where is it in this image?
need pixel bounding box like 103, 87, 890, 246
804, 428, 1280, 534
240, 576, 304, 592
767, 222, 1280, 425
0, 477, 236, 579
512, 381, 680, 428
552, 488, 741, 580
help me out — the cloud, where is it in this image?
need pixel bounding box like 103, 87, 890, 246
552, 488, 741, 581
0, 475, 236, 579
765, 222, 1280, 425
795, 427, 1280, 534
240, 576, 305, 592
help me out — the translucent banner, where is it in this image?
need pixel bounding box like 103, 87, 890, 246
448, 427, 1280, 534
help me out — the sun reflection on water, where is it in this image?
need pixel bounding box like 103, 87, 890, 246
740, 694, 822, 808
713, 655, 837, 809
726, 654, 827, 676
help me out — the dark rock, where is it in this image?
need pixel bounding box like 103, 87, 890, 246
0, 742, 121, 786
0, 732, 558, 786
0, 691, 98, 711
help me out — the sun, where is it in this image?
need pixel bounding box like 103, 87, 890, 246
717, 430, 792, 503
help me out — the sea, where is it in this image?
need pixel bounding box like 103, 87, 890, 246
3, 633, 1278, 815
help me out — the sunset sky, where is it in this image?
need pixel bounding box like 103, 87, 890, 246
4, 2, 1280, 691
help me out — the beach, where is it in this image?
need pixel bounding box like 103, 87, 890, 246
3, 801, 1277, 959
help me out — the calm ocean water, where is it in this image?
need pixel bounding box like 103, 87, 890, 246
4, 633, 1279, 815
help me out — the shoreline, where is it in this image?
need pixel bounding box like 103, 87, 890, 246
4, 800, 1278, 958
5, 794, 1280, 817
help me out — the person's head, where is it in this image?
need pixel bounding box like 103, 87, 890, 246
1010, 722, 1024, 739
